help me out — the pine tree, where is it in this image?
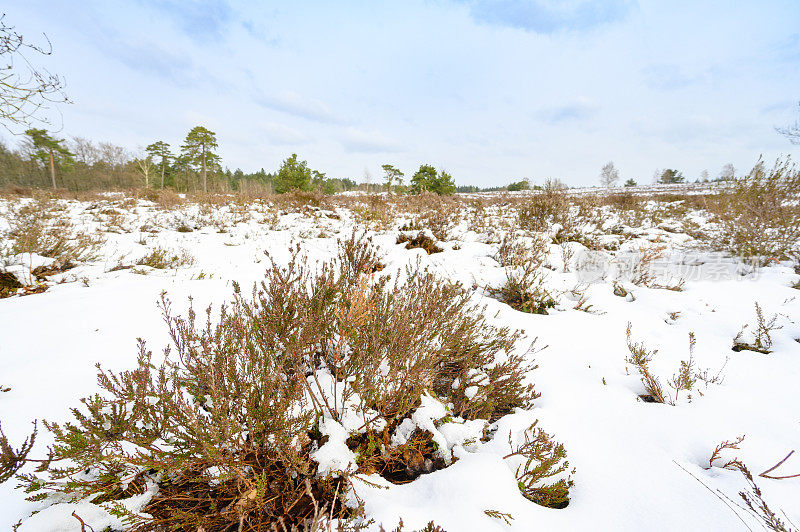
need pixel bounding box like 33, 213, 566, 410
146, 141, 172, 189
181, 126, 218, 193
410, 164, 436, 194
409, 164, 456, 195
24, 128, 73, 189
432, 169, 456, 195
381, 164, 404, 194
659, 169, 684, 184
273, 154, 312, 193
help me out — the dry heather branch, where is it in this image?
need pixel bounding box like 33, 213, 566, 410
0, 421, 37, 484
668, 332, 698, 402
759, 451, 800, 480
504, 420, 574, 509
708, 435, 745, 470
625, 326, 712, 405
379, 520, 447, 532
733, 302, 781, 354
627, 245, 666, 287
706, 438, 798, 532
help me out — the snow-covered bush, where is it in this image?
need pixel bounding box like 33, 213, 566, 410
705, 157, 800, 263
7, 200, 104, 265
396, 231, 442, 254
135, 246, 195, 269
516, 180, 571, 233
490, 236, 557, 315
6, 233, 560, 530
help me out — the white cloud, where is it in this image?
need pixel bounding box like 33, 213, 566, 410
262, 122, 309, 145
256, 91, 341, 124
340, 127, 402, 154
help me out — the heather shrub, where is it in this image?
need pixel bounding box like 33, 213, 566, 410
350, 195, 394, 229
136, 246, 196, 269
490, 236, 556, 314
601, 191, 643, 212
504, 420, 574, 508
8, 234, 549, 530
7, 200, 104, 265
625, 325, 720, 405
732, 302, 781, 354
704, 157, 800, 262
396, 232, 443, 254
517, 180, 570, 233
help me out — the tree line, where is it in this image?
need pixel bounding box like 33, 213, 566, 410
0, 127, 461, 195
597, 161, 743, 188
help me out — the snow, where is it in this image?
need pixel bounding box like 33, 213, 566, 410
1, 193, 799, 531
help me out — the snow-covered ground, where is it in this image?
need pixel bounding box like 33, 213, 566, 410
1, 193, 798, 531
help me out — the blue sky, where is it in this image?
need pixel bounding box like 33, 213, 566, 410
5, 0, 800, 186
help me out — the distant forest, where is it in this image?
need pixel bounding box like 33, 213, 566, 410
0, 128, 531, 195
0, 128, 361, 194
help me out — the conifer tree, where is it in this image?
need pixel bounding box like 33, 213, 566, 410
410, 164, 455, 195
381, 164, 404, 194
181, 126, 218, 193
24, 128, 73, 189
146, 141, 172, 189
273, 153, 312, 193
410, 164, 436, 194
433, 169, 456, 195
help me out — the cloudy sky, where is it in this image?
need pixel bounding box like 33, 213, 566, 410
5, 0, 800, 186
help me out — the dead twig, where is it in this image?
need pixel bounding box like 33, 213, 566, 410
760, 450, 799, 480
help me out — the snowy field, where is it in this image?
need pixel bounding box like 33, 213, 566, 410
1, 191, 799, 531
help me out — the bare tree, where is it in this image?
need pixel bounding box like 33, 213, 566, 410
0, 14, 69, 131
71, 137, 99, 165
136, 156, 154, 188
776, 102, 800, 145
97, 142, 130, 167
719, 163, 736, 181
599, 161, 620, 188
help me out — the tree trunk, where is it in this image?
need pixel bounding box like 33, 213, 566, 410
49, 149, 56, 189
201, 145, 207, 193
161, 161, 165, 189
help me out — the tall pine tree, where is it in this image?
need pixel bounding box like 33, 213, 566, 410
181, 126, 218, 193
25, 128, 73, 189
146, 141, 172, 189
